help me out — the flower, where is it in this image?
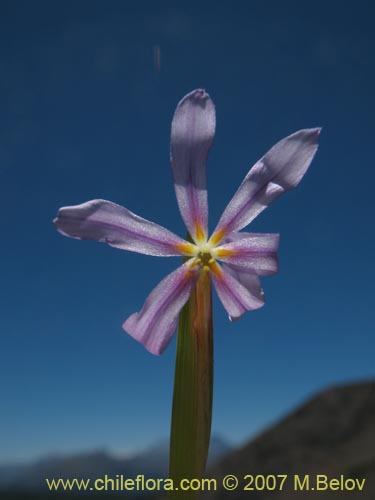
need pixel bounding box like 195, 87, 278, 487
54, 89, 320, 355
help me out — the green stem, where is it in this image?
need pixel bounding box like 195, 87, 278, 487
169, 270, 213, 499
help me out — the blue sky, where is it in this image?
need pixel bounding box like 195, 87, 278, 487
1, 0, 374, 463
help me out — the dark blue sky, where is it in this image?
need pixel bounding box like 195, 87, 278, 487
1, 0, 374, 463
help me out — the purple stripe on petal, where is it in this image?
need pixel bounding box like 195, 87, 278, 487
223, 231, 280, 248
212, 128, 320, 238
123, 260, 199, 355
54, 199, 192, 257
215, 232, 279, 276
170, 89, 216, 242
222, 264, 265, 304
210, 262, 264, 321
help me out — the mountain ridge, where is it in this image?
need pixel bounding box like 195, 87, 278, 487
0, 435, 231, 492
208, 379, 375, 499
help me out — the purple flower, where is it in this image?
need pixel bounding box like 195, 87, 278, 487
54, 89, 320, 355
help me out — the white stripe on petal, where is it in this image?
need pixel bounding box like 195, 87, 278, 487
215, 232, 279, 276
211, 128, 320, 241
170, 89, 216, 243
222, 264, 265, 304
54, 199, 194, 257
123, 260, 199, 355
210, 262, 264, 321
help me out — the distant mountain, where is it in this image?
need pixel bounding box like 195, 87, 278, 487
129, 435, 231, 478
0, 434, 231, 493
209, 380, 375, 499
2, 381, 374, 499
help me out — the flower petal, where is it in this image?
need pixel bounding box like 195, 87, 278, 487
210, 261, 265, 321
210, 128, 320, 244
123, 260, 199, 355
222, 263, 265, 304
214, 232, 279, 276
54, 199, 195, 257
170, 89, 216, 243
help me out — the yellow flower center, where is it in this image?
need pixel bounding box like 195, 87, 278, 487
191, 241, 222, 274
176, 239, 225, 278
196, 251, 215, 271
